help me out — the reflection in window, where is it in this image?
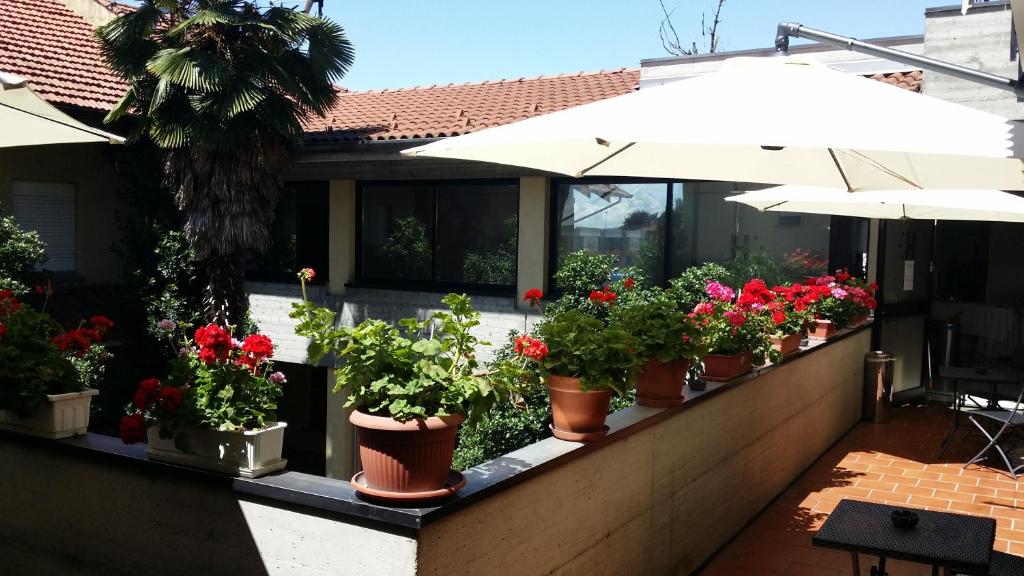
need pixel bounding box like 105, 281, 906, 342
555, 182, 670, 283
248, 181, 329, 282
360, 182, 518, 288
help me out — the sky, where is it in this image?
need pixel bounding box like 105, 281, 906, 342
319, 0, 944, 92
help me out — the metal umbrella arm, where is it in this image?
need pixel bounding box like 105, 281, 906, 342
775, 22, 1024, 97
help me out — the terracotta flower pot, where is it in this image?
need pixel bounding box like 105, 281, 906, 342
702, 351, 753, 382
547, 374, 612, 442
851, 314, 869, 326
349, 410, 464, 497
771, 333, 802, 357
807, 319, 838, 340
636, 358, 689, 408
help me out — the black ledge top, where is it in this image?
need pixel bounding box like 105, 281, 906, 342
3, 323, 872, 533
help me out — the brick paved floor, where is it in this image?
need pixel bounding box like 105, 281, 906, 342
700, 403, 1024, 576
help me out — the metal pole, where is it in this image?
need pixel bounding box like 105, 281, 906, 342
775, 22, 1023, 97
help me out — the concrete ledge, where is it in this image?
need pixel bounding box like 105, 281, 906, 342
1, 325, 871, 575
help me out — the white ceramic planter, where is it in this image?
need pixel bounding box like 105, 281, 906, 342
145, 422, 288, 479
0, 389, 99, 439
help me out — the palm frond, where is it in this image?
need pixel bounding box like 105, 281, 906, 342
147, 47, 229, 92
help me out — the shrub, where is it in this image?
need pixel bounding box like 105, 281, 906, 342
667, 262, 735, 311
0, 214, 47, 296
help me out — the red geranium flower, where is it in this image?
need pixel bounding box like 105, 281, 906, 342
513, 334, 549, 361
523, 288, 543, 306
624, 277, 635, 290
194, 324, 233, 363
90, 315, 114, 331
52, 328, 96, 357
238, 334, 275, 370
589, 288, 617, 305
157, 386, 183, 414
298, 267, 316, 281
0, 290, 22, 316
771, 310, 786, 325
119, 413, 147, 444
134, 378, 161, 410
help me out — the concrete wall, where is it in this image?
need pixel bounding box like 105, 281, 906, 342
0, 143, 124, 284
417, 329, 870, 575
0, 439, 417, 576
924, 2, 1022, 119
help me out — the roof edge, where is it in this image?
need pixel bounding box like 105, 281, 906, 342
346, 67, 639, 95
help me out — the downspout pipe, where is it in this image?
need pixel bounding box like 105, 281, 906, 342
775, 22, 1024, 97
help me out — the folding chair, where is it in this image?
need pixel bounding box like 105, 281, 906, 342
965, 382, 1024, 479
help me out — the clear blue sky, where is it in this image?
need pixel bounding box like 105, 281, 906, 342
322, 0, 944, 91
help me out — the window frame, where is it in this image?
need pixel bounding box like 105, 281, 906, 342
355, 178, 521, 295
548, 177, 677, 290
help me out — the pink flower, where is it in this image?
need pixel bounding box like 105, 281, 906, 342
298, 268, 316, 281
725, 309, 747, 327
831, 287, 848, 300
705, 281, 735, 302
269, 372, 287, 384
157, 319, 176, 332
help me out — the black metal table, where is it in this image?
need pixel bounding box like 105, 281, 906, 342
937, 366, 1021, 458
812, 499, 996, 575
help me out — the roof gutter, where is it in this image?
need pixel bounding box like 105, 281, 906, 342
775, 22, 1023, 96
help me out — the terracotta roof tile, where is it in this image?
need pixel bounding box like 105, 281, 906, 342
303, 69, 642, 143
0, 0, 126, 111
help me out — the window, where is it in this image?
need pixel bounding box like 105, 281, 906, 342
552, 179, 867, 287
247, 181, 329, 282
359, 181, 518, 290
11, 181, 75, 272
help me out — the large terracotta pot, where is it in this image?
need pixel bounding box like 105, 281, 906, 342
636, 358, 689, 408
851, 314, 869, 326
349, 410, 463, 496
702, 351, 753, 382
547, 375, 612, 442
807, 319, 838, 340
771, 333, 802, 357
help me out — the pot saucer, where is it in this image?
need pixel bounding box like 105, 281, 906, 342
636, 396, 684, 409
550, 424, 609, 442
351, 470, 466, 504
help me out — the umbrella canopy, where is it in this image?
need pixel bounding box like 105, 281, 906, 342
725, 186, 1024, 222
0, 72, 123, 148
402, 56, 1024, 191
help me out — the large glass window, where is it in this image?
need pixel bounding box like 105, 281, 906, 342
359, 181, 518, 289
247, 181, 329, 282
553, 179, 867, 287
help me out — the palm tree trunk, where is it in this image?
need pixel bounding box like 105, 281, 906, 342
202, 251, 248, 330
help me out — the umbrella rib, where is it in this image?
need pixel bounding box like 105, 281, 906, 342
843, 150, 924, 190
763, 201, 789, 211
577, 142, 637, 177
828, 149, 854, 192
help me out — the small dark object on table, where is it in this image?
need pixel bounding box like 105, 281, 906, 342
891, 509, 919, 529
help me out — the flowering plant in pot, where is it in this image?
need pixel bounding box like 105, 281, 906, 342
0, 290, 111, 438
834, 268, 878, 325
689, 281, 780, 386
804, 270, 871, 338
752, 282, 815, 356
509, 303, 638, 440
120, 320, 287, 478
615, 291, 701, 407
291, 272, 504, 501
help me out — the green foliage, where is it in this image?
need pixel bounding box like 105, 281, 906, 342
726, 247, 785, 288
292, 292, 502, 423
667, 262, 735, 311
379, 217, 432, 279
463, 216, 517, 285
536, 309, 641, 394
553, 250, 618, 300
169, 351, 282, 433
690, 297, 780, 366
614, 294, 701, 362
0, 214, 47, 296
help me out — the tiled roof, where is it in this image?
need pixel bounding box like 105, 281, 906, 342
0, 0, 126, 111
303, 68, 642, 144
304, 69, 924, 144
869, 70, 923, 92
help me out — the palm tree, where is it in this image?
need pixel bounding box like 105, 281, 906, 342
97, 0, 353, 328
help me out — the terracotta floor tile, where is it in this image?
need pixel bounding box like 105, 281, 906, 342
698, 405, 1024, 575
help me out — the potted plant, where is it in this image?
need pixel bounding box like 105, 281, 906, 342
805, 272, 861, 339
0, 290, 111, 438
291, 272, 503, 502
690, 281, 780, 385
761, 282, 815, 357
120, 320, 288, 479
835, 269, 878, 325
616, 292, 700, 407
519, 304, 640, 441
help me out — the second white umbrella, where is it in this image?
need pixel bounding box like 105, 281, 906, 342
725, 186, 1024, 222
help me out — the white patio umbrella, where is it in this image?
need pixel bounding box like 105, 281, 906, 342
725, 186, 1024, 222
402, 56, 1024, 191
0, 72, 123, 148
